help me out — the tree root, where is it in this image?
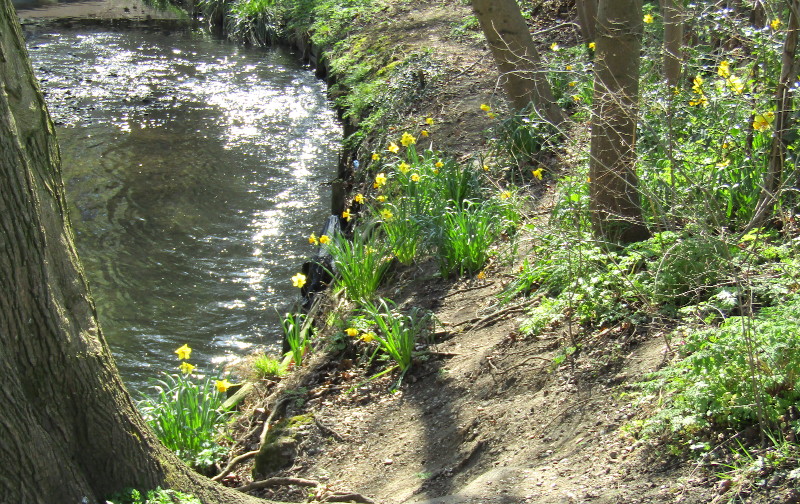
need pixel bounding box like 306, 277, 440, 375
234, 476, 376, 504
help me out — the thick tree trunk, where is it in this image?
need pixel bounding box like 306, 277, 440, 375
0, 2, 270, 503
471, 0, 565, 126
660, 0, 684, 87
589, 0, 649, 243
576, 0, 598, 43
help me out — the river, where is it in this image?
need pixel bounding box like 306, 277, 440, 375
26, 27, 341, 392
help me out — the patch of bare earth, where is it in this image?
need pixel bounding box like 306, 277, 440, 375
221, 2, 721, 503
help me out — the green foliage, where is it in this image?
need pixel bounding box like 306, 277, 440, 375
327, 229, 393, 303
252, 354, 288, 379
638, 294, 800, 436
361, 297, 433, 372
283, 312, 311, 366
138, 373, 232, 471
105, 487, 201, 504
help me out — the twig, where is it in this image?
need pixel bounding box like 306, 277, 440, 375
443, 281, 495, 298
236, 477, 319, 493
211, 449, 260, 482
323, 492, 376, 504
462, 296, 541, 334
315, 415, 346, 442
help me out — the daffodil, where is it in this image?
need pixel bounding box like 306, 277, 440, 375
566, 64, 573, 71
361, 332, 376, 343
532, 168, 544, 180
291, 273, 307, 288
319, 235, 331, 245
342, 210, 352, 222
421, 130, 429, 137
374, 172, 387, 188
571, 95, 582, 103
771, 18, 781, 30
500, 191, 511, 200
387, 142, 400, 154
726, 75, 744, 94
689, 94, 708, 107
398, 161, 411, 174
483, 164, 490, 171
175, 344, 192, 360
372, 152, 381, 161
753, 111, 775, 131
480, 103, 491, 112
425, 117, 434, 126
476, 270, 486, 280
718, 60, 731, 78
345, 327, 359, 337
643, 13, 654, 24
568, 81, 577, 87
380, 208, 393, 220
411, 173, 421, 182
550, 42, 560, 51
215, 379, 232, 393
435, 160, 444, 169
376, 195, 387, 203
400, 132, 416, 147
308, 232, 318, 245
588, 42, 596, 50
692, 75, 704, 92
716, 159, 731, 169
487, 112, 497, 119
354, 193, 365, 204
179, 361, 195, 375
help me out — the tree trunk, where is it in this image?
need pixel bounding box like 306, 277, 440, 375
576, 0, 598, 44
0, 2, 271, 502
660, 0, 684, 87
589, 0, 649, 243
747, 0, 800, 230
471, 0, 565, 126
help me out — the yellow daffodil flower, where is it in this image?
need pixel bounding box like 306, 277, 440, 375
588, 42, 596, 50
566, 64, 573, 71
421, 130, 429, 137
692, 75, 704, 92
354, 193, 365, 204
345, 327, 359, 337
319, 235, 331, 245
426, 117, 434, 126
480, 103, 491, 112
215, 379, 232, 393
689, 94, 708, 107
411, 173, 421, 182
387, 142, 400, 154
716, 159, 731, 169
374, 172, 387, 188
372, 152, 381, 161
483, 164, 490, 171
753, 111, 775, 131
361, 332, 376, 343
643, 13, 654, 23
342, 210, 352, 222
380, 208, 393, 220
571, 95, 582, 103
398, 161, 411, 174
500, 191, 511, 200
718, 60, 731, 78
291, 273, 307, 288
568, 81, 577, 87
771, 18, 781, 30
532, 168, 544, 180
726, 75, 744, 94
179, 361, 195, 375
376, 195, 387, 203
550, 42, 560, 51
175, 344, 192, 360
476, 270, 486, 280
435, 160, 444, 169
308, 232, 318, 245
487, 112, 497, 119
400, 132, 417, 147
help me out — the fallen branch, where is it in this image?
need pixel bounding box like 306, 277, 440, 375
236, 477, 320, 493
323, 492, 376, 504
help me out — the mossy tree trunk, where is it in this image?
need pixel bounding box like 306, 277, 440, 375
589, 0, 649, 244
0, 2, 272, 502
470, 0, 565, 126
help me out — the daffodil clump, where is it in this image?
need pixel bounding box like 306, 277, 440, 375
137, 344, 234, 472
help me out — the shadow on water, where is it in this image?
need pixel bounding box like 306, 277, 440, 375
28, 28, 341, 392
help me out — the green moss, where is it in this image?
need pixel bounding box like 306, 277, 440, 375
253, 414, 314, 477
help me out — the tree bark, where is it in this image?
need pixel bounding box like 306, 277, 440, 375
576, 0, 598, 44
660, 0, 684, 87
471, 0, 565, 126
589, 0, 649, 243
0, 1, 272, 502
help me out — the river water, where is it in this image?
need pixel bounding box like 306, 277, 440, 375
26, 28, 341, 392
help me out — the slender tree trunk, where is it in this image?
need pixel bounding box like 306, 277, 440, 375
0, 2, 271, 502
576, 0, 598, 43
471, 0, 565, 126
660, 0, 684, 87
589, 0, 649, 243
748, 0, 800, 229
